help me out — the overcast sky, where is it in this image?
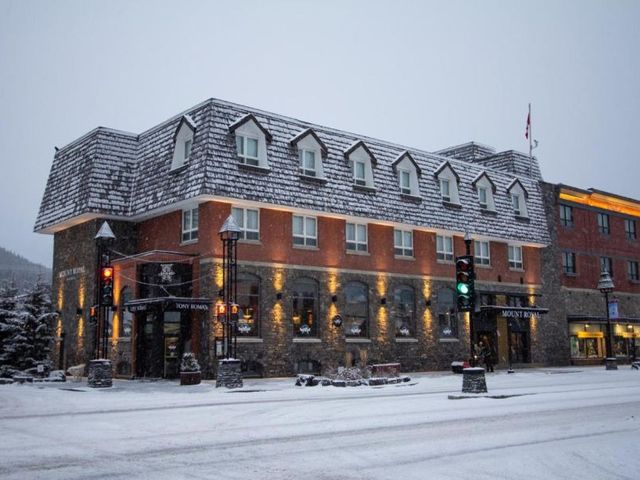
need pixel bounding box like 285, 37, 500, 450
1, 0, 638, 267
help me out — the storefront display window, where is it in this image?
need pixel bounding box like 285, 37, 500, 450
292, 278, 318, 337
237, 273, 261, 336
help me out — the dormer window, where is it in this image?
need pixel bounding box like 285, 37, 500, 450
392, 151, 421, 197
290, 128, 328, 179
236, 135, 259, 165
434, 161, 460, 205
354, 160, 366, 185
300, 149, 317, 176
399, 170, 411, 194
440, 179, 451, 202
507, 179, 529, 218
229, 113, 272, 170
344, 141, 377, 189
472, 171, 497, 211
184, 139, 192, 160
170, 115, 196, 171
478, 187, 488, 208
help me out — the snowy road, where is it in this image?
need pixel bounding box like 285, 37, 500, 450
1, 367, 638, 479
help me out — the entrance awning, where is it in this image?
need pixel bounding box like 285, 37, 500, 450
125, 297, 213, 313
567, 315, 640, 325
480, 306, 549, 319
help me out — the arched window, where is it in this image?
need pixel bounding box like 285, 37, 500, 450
393, 285, 415, 337
120, 287, 133, 338
237, 273, 261, 337
292, 278, 319, 337
344, 282, 369, 337
436, 287, 458, 338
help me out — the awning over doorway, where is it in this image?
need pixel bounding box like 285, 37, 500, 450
125, 297, 212, 313
567, 315, 640, 325
480, 305, 549, 319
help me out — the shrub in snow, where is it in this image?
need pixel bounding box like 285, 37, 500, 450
180, 352, 200, 372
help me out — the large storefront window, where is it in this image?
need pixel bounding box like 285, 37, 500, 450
437, 288, 458, 338
237, 273, 261, 336
292, 278, 318, 337
344, 282, 369, 338
393, 285, 415, 337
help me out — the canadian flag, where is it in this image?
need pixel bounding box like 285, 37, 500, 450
525, 112, 531, 139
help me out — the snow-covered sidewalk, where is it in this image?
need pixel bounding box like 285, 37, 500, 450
1, 366, 639, 479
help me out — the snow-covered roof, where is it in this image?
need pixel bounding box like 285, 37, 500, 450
34, 98, 550, 245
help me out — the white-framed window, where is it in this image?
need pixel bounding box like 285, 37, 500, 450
478, 187, 488, 209
232, 207, 260, 241
353, 160, 366, 186
507, 180, 529, 217
399, 169, 411, 195
236, 135, 259, 166
440, 179, 451, 202
436, 235, 454, 262
394, 229, 413, 257
628, 261, 639, 281
299, 149, 318, 177
181, 207, 199, 243
508, 245, 523, 269
346, 223, 367, 252
474, 240, 490, 266
293, 215, 317, 247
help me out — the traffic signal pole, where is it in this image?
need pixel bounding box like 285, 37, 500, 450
464, 236, 475, 366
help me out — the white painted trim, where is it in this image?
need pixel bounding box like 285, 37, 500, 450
292, 338, 322, 343
345, 338, 372, 343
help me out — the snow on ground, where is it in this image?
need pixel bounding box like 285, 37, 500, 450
0, 367, 638, 479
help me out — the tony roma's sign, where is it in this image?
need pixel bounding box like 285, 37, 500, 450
126, 298, 212, 313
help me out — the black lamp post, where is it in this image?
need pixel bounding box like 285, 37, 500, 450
464, 230, 475, 365
95, 221, 115, 359
597, 270, 617, 370
219, 215, 240, 359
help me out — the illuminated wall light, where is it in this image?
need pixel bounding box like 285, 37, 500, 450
328, 303, 339, 342
376, 274, 387, 298
56, 318, 63, 338
273, 268, 284, 292
422, 278, 432, 300
214, 264, 224, 289
77, 280, 85, 309
57, 283, 64, 311
377, 306, 388, 343
327, 270, 339, 295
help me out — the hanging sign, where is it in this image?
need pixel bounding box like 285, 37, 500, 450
608, 300, 619, 320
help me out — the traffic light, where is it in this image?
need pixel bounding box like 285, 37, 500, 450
89, 306, 98, 324
455, 255, 475, 312
230, 304, 239, 322
100, 266, 114, 306
216, 302, 227, 323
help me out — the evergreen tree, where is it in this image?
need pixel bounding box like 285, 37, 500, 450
20, 282, 56, 371
0, 286, 24, 377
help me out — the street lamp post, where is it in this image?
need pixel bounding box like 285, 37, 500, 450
219, 215, 241, 359
95, 221, 116, 359
216, 215, 243, 389
597, 270, 617, 370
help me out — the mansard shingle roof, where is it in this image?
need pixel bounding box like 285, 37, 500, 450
35, 98, 550, 246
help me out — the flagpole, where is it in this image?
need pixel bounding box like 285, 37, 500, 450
528, 103, 532, 159
528, 103, 532, 176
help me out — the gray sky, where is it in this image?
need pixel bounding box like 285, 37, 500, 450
1, 0, 639, 267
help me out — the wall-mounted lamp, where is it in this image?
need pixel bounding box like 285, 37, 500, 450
498, 275, 502, 283
276, 292, 283, 301
111, 305, 118, 312
331, 295, 338, 303
426, 300, 432, 307
584, 324, 590, 331
76, 308, 83, 316
627, 324, 634, 332
380, 297, 386, 305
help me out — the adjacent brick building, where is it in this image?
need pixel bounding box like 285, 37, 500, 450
36, 98, 562, 378
542, 184, 640, 364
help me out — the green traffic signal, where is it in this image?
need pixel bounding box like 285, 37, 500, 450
457, 283, 470, 295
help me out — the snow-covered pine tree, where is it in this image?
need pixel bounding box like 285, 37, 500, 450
19, 282, 56, 372
0, 285, 24, 377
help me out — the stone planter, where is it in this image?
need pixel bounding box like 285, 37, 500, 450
180, 371, 201, 386
462, 367, 487, 394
